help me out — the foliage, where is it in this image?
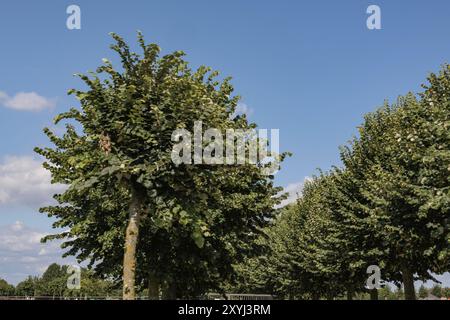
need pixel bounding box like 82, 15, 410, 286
418, 284, 428, 299
0, 279, 15, 296
35, 32, 288, 299
234, 65, 450, 300
431, 284, 443, 298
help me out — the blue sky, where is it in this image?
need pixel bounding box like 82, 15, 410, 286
0, 0, 449, 287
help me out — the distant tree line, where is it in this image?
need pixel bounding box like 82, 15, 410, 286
1, 263, 450, 300
0, 263, 120, 299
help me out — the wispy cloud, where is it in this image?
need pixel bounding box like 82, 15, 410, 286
0, 156, 66, 208
0, 221, 73, 285
233, 102, 254, 117
278, 177, 312, 208
0, 91, 56, 112
0, 221, 46, 252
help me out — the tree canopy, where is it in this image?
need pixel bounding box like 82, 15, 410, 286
35, 32, 288, 299
230, 65, 450, 300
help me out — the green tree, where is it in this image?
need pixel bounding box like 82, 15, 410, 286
13, 264, 117, 299
418, 284, 428, 299
239, 176, 359, 300
15, 276, 38, 297
36, 263, 68, 298
63, 268, 116, 299
419, 284, 428, 299
36, 32, 286, 299
41, 263, 66, 283
320, 169, 390, 300
336, 66, 450, 299
394, 286, 404, 300
292, 176, 349, 299
378, 285, 395, 300
244, 66, 450, 301
0, 279, 14, 296
431, 284, 442, 298
442, 287, 450, 299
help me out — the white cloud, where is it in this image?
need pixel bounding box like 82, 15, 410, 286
0, 221, 48, 252
20, 256, 39, 263
278, 177, 312, 208
11, 220, 24, 231
233, 102, 254, 117
0, 156, 66, 208
0, 91, 56, 111
0, 221, 74, 285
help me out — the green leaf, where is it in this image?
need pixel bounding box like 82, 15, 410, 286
192, 231, 205, 249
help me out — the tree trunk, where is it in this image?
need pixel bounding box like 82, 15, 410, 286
402, 266, 416, 300
346, 286, 354, 300
148, 273, 160, 300
369, 289, 378, 300
122, 183, 144, 300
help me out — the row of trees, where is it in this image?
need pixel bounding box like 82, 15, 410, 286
231, 65, 450, 300
0, 279, 14, 296
418, 284, 450, 299
0, 263, 118, 298
3, 264, 449, 300
35, 33, 288, 299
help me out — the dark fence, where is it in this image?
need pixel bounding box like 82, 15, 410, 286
0, 293, 274, 300
205, 293, 274, 300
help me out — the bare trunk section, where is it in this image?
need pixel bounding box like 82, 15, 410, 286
123, 183, 144, 300
402, 266, 416, 300
148, 273, 160, 300
311, 293, 320, 300
162, 280, 177, 300
369, 289, 379, 300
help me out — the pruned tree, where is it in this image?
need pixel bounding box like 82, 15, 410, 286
36, 32, 287, 299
